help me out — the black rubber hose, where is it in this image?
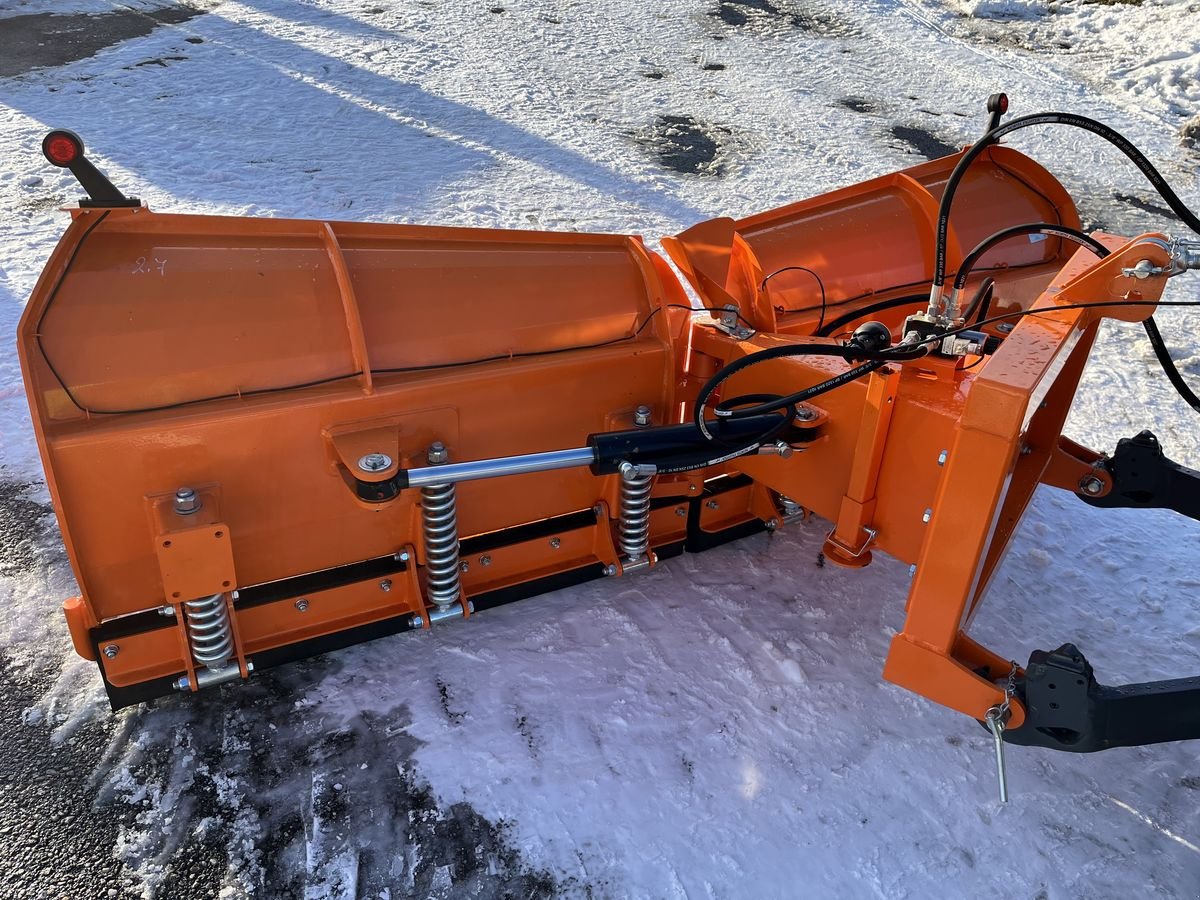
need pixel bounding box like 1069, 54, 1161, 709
708, 360, 886, 423
962, 277, 994, 325
815, 293, 928, 338
667, 403, 801, 468
948, 224, 1200, 413
953, 223, 1110, 292
934, 111, 1200, 292
1143, 316, 1200, 413
692, 340, 931, 441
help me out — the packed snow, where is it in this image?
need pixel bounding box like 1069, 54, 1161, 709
0, 0, 1198, 897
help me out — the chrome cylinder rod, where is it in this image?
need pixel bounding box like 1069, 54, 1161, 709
403, 446, 595, 488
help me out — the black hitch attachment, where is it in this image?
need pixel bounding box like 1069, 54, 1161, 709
1080, 429, 1200, 521
1008, 429, 1200, 752
1002, 643, 1200, 752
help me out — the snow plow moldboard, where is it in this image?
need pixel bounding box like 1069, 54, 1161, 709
18, 104, 1200, 784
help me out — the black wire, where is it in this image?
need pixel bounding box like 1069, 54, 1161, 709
45, 298, 752, 415
960, 354, 987, 372
35, 210, 112, 411
760, 265, 827, 334
753, 262, 1052, 325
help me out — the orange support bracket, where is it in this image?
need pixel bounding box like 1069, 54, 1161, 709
884, 236, 1174, 725
823, 366, 900, 567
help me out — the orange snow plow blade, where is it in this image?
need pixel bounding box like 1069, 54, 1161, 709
19, 113, 1200, 763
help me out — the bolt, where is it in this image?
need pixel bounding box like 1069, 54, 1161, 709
427, 442, 448, 464
295, 598, 309, 612
922, 508, 932, 523
794, 405, 817, 422
908, 564, 917, 578
706, 500, 720, 510
765, 518, 778, 532
634, 405, 652, 427
396, 550, 410, 563
480, 555, 492, 567
102, 644, 119, 659
996, 322, 1015, 334
358, 452, 393, 473
603, 564, 618, 577
549, 537, 561, 550
1079, 475, 1104, 496
688, 484, 698, 492
460, 560, 470, 572
379, 579, 392, 592
937, 449, 948, 467
674, 506, 687, 517
593, 503, 605, 517
1122, 259, 1160, 280
174, 487, 200, 515
158, 605, 176, 617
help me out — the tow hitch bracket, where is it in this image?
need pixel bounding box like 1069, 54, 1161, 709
1003, 643, 1200, 752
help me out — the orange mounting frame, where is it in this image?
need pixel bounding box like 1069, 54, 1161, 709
17, 145, 1171, 726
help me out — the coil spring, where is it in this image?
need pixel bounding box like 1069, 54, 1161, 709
618, 462, 654, 561
182, 593, 233, 669
422, 480, 462, 608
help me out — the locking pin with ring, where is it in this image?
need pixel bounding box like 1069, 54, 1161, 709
983, 661, 1019, 803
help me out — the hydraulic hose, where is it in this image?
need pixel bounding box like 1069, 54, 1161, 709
815, 293, 928, 338
1143, 316, 1200, 413
962, 277, 994, 325
952, 219, 1200, 411
692, 340, 930, 441
933, 112, 1200, 298
952, 224, 1109, 293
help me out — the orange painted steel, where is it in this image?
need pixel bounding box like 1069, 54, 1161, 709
18, 148, 1167, 722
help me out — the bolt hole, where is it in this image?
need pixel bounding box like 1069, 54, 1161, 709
1076, 679, 1084, 686
1048, 683, 1056, 690
162, 540, 172, 548
214, 530, 224, 538
171, 591, 180, 599
222, 580, 231, 587
1049, 702, 1059, 710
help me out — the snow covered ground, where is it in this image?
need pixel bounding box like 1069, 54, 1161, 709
1, 0, 1199, 897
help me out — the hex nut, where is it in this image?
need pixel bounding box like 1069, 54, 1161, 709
358, 453, 393, 473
